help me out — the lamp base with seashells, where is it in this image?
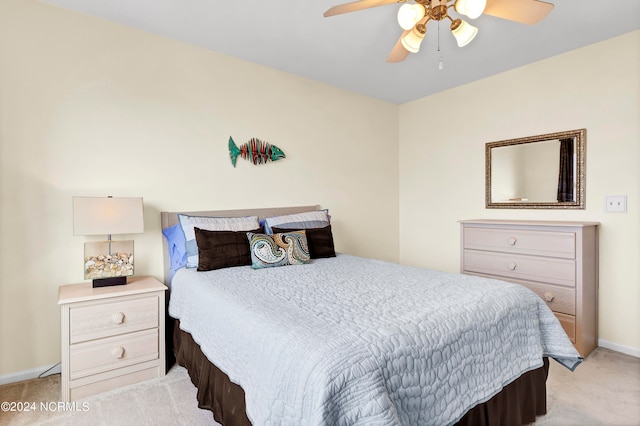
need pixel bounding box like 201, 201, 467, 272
84, 240, 134, 287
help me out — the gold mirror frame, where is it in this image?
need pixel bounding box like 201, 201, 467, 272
486, 129, 586, 209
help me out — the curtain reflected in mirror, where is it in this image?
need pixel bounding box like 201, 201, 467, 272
557, 138, 575, 202
486, 129, 585, 209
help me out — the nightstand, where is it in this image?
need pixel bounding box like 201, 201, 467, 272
58, 276, 167, 402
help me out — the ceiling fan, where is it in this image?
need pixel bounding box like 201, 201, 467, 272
323, 0, 554, 63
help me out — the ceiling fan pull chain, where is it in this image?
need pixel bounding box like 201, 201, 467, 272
438, 20, 444, 70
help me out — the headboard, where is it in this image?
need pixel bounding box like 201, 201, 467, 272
160, 205, 321, 286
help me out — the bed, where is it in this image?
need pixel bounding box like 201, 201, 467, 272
161, 205, 581, 426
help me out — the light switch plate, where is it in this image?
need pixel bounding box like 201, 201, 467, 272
605, 195, 627, 213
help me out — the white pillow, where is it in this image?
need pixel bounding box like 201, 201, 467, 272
263, 210, 330, 234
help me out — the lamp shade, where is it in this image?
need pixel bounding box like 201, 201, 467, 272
73, 196, 144, 236
455, 0, 487, 19
397, 3, 426, 30
401, 26, 426, 53
451, 19, 478, 47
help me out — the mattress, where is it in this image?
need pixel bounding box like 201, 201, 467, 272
168, 254, 581, 425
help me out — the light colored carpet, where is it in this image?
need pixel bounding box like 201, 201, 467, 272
1, 347, 638, 425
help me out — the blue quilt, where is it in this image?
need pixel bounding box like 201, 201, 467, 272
169, 254, 581, 425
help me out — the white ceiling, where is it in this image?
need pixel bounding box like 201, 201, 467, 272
41, 0, 640, 104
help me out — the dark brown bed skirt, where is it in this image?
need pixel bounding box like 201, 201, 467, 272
173, 320, 549, 426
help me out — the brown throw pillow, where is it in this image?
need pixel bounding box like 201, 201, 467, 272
195, 226, 263, 271
272, 225, 336, 259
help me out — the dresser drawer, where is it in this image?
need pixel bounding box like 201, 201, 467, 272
70, 329, 159, 380
555, 312, 576, 343
70, 295, 159, 344
463, 227, 576, 259
505, 279, 576, 315
463, 250, 576, 287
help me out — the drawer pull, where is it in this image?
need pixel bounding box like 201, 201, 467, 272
111, 346, 125, 359
508, 237, 517, 246
508, 262, 517, 270
544, 292, 556, 302
111, 312, 125, 324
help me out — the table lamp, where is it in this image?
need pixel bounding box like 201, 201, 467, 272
73, 196, 144, 287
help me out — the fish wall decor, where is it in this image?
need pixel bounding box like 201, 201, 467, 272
228, 136, 286, 167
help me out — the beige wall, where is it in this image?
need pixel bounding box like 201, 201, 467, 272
399, 31, 640, 354
0, 0, 399, 376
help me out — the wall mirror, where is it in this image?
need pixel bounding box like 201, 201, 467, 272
486, 129, 586, 209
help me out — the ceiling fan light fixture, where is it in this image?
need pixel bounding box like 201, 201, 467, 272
454, 0, 487, 20
401, 24, 426, 53
451, 19, 478, 47
397, 3, 426, 31
323, 0, 554, 63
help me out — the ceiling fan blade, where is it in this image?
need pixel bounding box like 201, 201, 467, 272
324, 0, 400, 17
386, 30, 411, 63
483, 0, 554, 25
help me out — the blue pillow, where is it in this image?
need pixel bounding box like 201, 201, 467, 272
162, 224, 187, 281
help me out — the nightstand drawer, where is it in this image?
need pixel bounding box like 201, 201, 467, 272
69, 363, 162, 401
463, 227, 576, 259
70, 295, 159, 344
463, 250, 576, 287
70, 329, 159, 379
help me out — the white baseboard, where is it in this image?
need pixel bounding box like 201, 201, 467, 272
0, 363, 61, 386
598, 339, 640, 358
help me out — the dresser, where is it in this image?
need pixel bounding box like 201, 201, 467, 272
58, 276, 167, 402
460, 220, 599, 357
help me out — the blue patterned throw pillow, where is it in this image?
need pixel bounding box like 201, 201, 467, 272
247, 231, 311, 269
